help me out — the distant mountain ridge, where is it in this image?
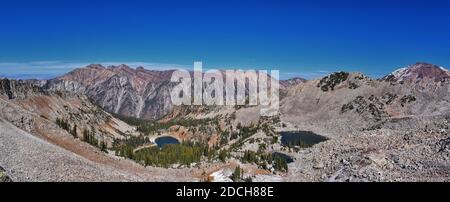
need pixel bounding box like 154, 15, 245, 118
41, 62, 448, 120
44, 64, 307, 119
279, 77, 307, 88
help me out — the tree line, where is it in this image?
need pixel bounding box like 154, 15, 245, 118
56, 118, 77, 138
241, 150, 288, 172
55, 117, 107, 152
113, 139, 232, 168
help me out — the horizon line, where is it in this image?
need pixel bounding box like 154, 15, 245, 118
0, 60, 444, 81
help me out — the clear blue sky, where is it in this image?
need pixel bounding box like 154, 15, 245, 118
1, 0, 450, 79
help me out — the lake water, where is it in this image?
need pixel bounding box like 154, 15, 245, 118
280, 131, 328, 148
272, 152, 294, 163
155, 136, 180, 148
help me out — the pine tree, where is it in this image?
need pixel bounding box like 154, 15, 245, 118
100, 140, 107, 152
71, 124, 77, 138
218, 149, 228, 163
56, 118, 61, 127
231, 166, 242, 182
60, 119, 69, 131
83, 129, 90, 143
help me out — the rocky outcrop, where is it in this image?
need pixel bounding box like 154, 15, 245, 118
0, 78, 45, 99
317, 72, 350, 91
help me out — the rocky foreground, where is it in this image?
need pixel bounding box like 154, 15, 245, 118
284, 115, 450, 182
0, 119, 142, 181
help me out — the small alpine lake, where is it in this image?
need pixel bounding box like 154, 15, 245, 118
280, 131, 329, 148
154, 136, 180, 148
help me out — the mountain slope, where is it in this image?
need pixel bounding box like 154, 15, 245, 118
278, 64, 450, 181
1, 78, 136, 145
281, 65, 450, 136
0, 118, 143, 182
0, 78, 202, 181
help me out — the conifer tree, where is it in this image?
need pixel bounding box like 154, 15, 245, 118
71, 124, 77, 138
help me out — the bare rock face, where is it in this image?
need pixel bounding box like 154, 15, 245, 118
0, 78, 45, 99
45, 64, 176, 119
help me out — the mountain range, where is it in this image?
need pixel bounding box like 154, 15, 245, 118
1, 62, 449, 182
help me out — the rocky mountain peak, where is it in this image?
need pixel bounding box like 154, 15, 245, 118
107, 64, 131, 70
106, 65, 136, 75
45, 64, 177, 119
382, 62, 449, 82
279, 77, 307, 88
86, 64, 105, 70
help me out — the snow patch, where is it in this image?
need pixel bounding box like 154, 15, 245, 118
391, 67, 408, 78
209, 169, 233, 182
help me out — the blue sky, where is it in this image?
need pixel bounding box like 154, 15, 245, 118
1, 0, 450, 79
